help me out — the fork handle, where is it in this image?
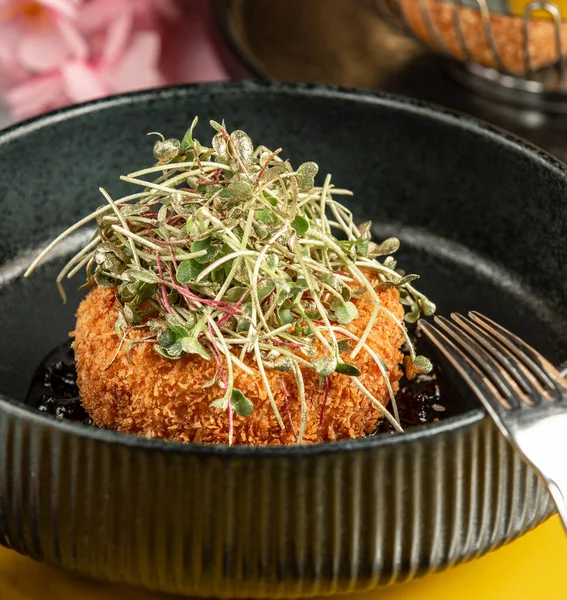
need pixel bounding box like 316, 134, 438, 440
547, 479, 567, 535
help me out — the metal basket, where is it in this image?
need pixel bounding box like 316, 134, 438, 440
370, 0, 567, 112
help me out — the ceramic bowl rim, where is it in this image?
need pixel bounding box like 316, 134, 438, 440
1, 80, 566, 457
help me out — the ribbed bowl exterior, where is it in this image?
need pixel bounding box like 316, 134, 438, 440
0, 401, 553, 598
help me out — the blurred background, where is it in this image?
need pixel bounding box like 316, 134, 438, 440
2, 0, 567, 160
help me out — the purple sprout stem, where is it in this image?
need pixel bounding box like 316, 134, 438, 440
280, 374, 297, 442
320, 376, 330, 425
206, 321, 233, 444
155, 252, 173, 314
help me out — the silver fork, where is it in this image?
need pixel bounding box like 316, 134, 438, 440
420, 312, 567, 534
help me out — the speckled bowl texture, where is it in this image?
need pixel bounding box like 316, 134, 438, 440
0, 82, 566, 598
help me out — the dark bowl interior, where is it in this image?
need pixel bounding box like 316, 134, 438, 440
1, 82, 566, 410
0, 83, 565, 597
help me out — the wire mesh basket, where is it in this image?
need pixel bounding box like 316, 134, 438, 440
370, 0, 567, 111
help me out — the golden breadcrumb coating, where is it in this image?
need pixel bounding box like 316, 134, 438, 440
73, 281, 406, 445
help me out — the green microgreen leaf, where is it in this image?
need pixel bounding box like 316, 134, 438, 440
154, 340, 183, 359
224, 286, 249, 302
176, 259, 203, 283
236, 317, 251, 333
405, 354, 433, 380
296, 161, 318, 190
257, 279, 276, 301
181, 337, 211, 360
368, 237, 400, 258
228, 180, 253, 201
202, 376, 216, 391
291, 215, 309, 236
300, 345, 316, 358
229, 130, 254, 166
153, 138, 180, 163
158, 329, 176, 348
210, 397, 228, 411
230, 388, 254, 417
256, 208, 275, 224
191, 237, 219, 265
312, 356, 337, 377
180, 116, 199, 152
124, 267, 159, 285
263, 189, 279, 205
334, 362, 361, 376
135, 282, 156, 304
266, 356, 293, 372
334, 301, 359, 325
278, 307, 294, 325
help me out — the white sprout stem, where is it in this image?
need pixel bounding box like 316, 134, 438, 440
323, 325, 400, 424
328, 202, 357, 241
326, 188, 354, 196
291, 361, 307, 444
318, 281, 345, 303
66, 253, 94, 279
379, 305, 416, 361
100, 188, 140, 268
319, 174, 332, 236
300, 312, 334, 354
127, 161, 231, 178
23, 195, 139, 278
206, 316, 235, 444
352, 379, 403, 433
250, 226, 288, 333
197, 250, 258, 283
56, 235, 100, 283
214, 208, 256, 301
254, 342, 285, 429
120, 175, 201, 198
258, 323, 292, 340
354, 259, 405, 280
135, 248, 206, 264
294, 238, 339, 353
229, 353, 255, 377
198, 209, 241, 247
257, 344, 312, 368
330, 201, 360, 236
109, 225, 161, 252
311, 230, 381, 358
134, 169, 202, 192
297, 239, 326, 247
260, 290, 279, 323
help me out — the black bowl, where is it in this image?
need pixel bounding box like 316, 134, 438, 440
0, 82, 564, 598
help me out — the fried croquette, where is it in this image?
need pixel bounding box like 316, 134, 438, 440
73, 283, 406, 445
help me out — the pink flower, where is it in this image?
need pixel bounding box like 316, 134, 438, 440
160, 0, 229, 85
1, 0, 229, 120
78, 0, 177, 33
0, 0, 87, 78
6, 29, 163, 118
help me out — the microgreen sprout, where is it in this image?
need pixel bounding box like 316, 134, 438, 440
25, 118, 435, 443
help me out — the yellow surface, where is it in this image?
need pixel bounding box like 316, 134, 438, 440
508, 0, 567, 19
0, 516, 565, 600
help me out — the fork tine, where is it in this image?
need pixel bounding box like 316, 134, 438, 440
451, 313, 548, 405
419, 320, 511, 425
434, 316, 523, 410
469, 311, 565, 391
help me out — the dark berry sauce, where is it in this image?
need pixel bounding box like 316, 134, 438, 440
373, 371, 453, 435
27, 334, 460, 435
26, 341, 92, 425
